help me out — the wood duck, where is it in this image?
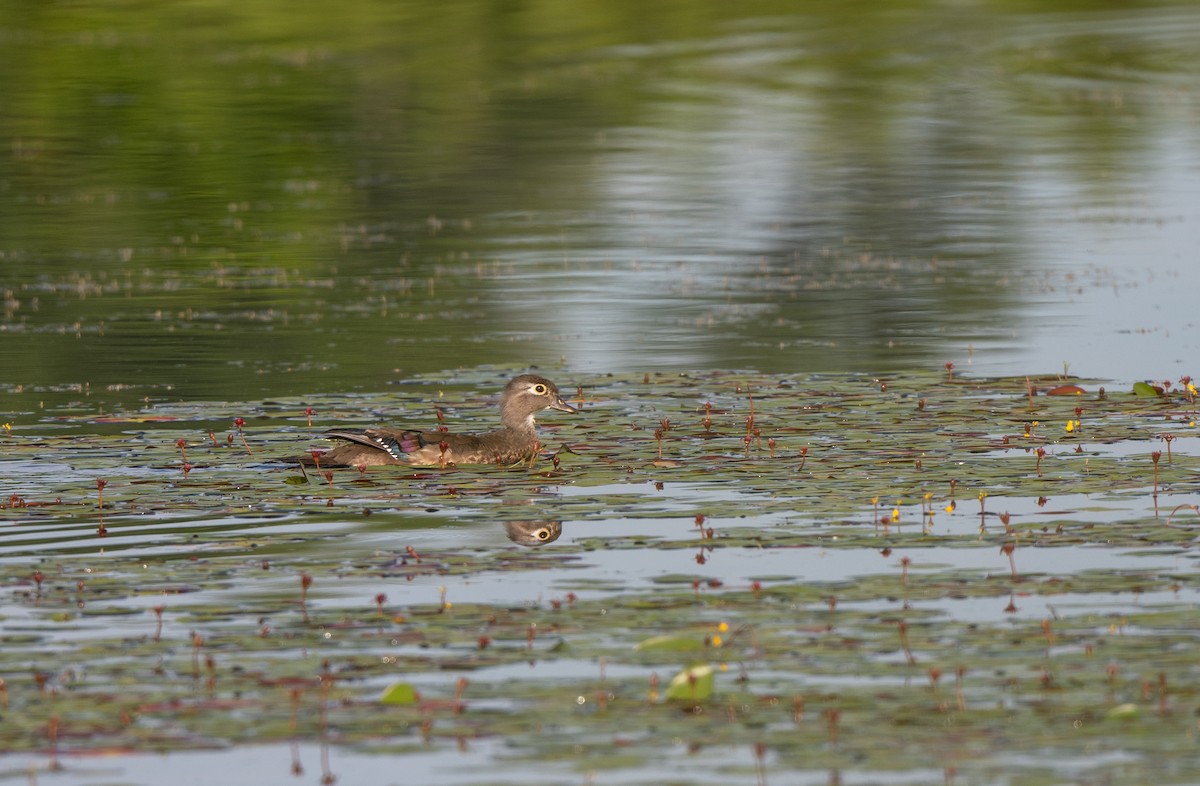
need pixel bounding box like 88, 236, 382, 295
308, 374, 577, 468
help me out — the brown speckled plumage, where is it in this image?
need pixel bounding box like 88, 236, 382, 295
305, 374, 576, 468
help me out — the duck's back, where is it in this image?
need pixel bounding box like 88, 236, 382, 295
315, 426, 535, 467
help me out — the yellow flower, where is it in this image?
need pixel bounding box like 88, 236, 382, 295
1065, 420, 1075, 433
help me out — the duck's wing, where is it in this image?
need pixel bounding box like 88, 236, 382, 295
308, 428, 512, 468
322, 427, 433, 463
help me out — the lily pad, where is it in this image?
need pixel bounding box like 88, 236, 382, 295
634, 634, 705, 652
665, 664, 715, 702
379, 682, 421, 705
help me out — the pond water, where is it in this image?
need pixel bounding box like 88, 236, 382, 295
2, 2, 1200, 784
2, 0, 1198, 405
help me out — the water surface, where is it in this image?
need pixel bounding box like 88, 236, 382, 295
2, 1, 1198, 407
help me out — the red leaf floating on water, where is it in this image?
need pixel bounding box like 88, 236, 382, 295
1045, 385, 1085, 396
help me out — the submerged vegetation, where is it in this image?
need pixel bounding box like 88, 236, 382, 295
2, 367, 1199, 784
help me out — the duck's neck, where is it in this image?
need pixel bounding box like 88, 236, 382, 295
473, 418, 540, 463
499, 413, 537, 435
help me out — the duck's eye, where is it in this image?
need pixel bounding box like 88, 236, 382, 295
532, 383, 548, 395
536, 528, 550, 540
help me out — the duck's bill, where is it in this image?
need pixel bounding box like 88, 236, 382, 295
550, 397, 578, 413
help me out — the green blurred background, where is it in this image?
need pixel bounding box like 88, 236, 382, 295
2, 0, 1197, 406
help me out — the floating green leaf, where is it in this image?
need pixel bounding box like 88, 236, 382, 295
1105, 703, 1140, 720
379, 682, 420, 705
664, 664, 715, 702
634, 634, 704, 652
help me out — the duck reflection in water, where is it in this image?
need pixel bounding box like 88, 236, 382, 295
503, 520, 562, 546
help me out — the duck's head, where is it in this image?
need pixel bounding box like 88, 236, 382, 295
499, 374, 577, 429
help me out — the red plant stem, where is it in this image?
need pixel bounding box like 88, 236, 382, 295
234, 418, 252, 456
824, 707, 840, 745
1002, 542, 1018, 579
47, 714, 61, 771
191, 632, 204, 677
928, 667, 943, 709
319, 668, 335, 785
454, 676, 469, 713
898, 620, 916, 665
300, 574, 313, 623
